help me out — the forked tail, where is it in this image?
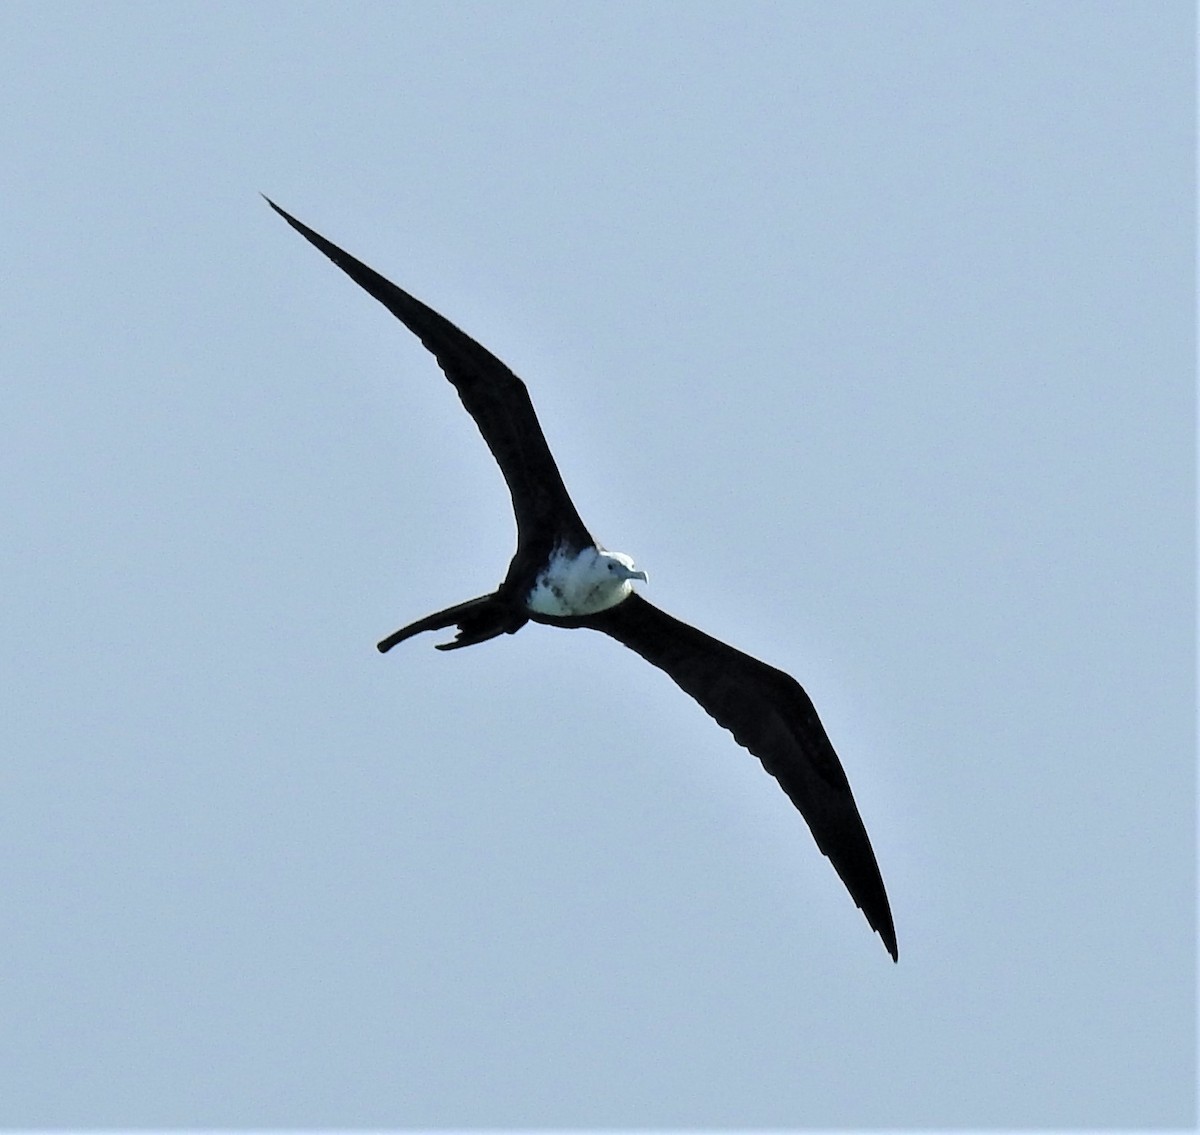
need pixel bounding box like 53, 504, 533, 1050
377, 593, 525, 653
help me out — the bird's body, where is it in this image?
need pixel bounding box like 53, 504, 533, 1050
268, 198, 898, 961
527, 546, 646, 617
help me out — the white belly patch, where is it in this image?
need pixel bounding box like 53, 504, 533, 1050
526, 546, 645, 617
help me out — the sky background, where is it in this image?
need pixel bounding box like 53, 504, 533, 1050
2, 2, 1194, 1129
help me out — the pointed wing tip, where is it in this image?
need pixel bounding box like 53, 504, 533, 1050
871, 911, 898, 962
840, 856, 896, 962
264, 197, 316, 244
861, 895, 897, 962
262, 195, 299, 227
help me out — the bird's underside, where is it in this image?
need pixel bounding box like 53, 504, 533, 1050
267, 197, 898, 962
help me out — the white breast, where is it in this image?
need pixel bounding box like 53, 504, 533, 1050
526, 546, 644, 617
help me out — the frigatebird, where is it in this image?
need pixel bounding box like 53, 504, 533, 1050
267, 199, 897, 961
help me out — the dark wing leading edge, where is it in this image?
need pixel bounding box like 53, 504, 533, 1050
266, 199, 593, 554
586, 594, 897, 961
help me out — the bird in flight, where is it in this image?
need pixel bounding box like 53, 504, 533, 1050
267, 199, 897, 961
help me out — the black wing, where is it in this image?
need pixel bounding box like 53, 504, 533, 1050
586, 594, 897, 961
266, 199, 593, 554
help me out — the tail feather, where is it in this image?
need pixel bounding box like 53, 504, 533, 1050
377, 593, 523, 653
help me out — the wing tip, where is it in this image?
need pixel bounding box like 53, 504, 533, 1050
262, 195, 304, 233
871, 907, 898, 962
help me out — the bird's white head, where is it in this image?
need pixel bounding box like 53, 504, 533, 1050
602, 550, 649, 585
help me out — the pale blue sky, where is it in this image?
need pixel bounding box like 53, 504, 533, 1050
2, 1, 1194, 1128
